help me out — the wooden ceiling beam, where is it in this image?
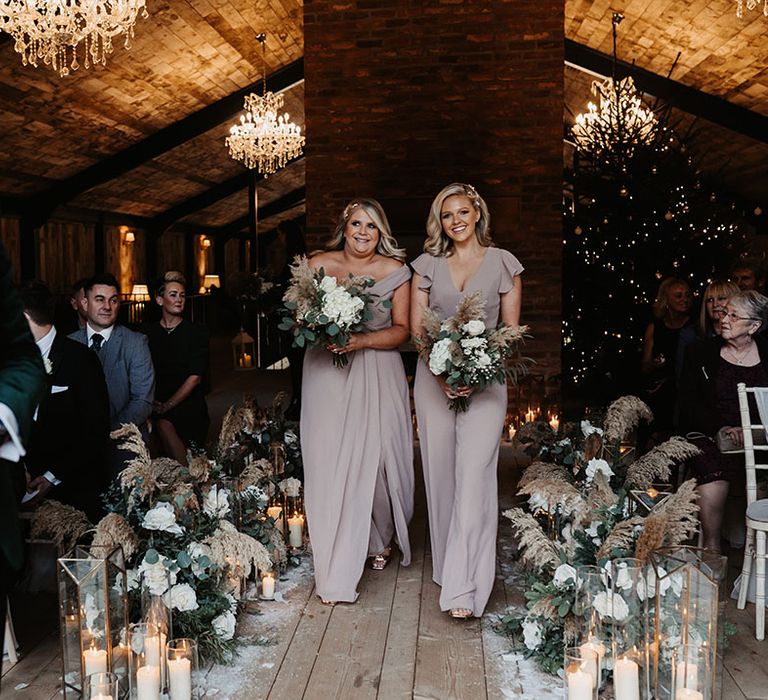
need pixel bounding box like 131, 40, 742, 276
217, 185, 306, 240
28, 58, 304, 225
148, 155, 304, 232
565, 40, 768, 145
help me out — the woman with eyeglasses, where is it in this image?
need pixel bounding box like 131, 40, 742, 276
679, 290, 768, 552
675, 279, 740, 379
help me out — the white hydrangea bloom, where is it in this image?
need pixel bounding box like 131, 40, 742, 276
428, 338, 453, 375
138, 557, 176, 596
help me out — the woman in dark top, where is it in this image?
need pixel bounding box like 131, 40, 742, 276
147, 271, 210, 465
679, 290, 768, 551
641, 277, 692, 434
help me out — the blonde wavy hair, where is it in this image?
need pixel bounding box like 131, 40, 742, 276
652, 277, 691, 319
324, 198, 406, 262
698, 279, 738, 336
424, 182, 493, 256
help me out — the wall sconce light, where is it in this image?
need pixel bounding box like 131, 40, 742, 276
201, 274, 220, 294
124, 231, 135, 245
131, 284, 150, 301
202, 237, 211, 249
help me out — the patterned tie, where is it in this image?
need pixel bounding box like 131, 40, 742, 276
91, 333, 104, 354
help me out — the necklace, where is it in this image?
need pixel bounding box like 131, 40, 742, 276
161, 319, 182, 334
725, 341, 754, 365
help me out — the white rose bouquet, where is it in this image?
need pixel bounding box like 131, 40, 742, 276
279, 255, 376, 368
416, 290, 530, 412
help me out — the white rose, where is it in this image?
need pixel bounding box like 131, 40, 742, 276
142, 502, 184, 536
212, 610, 237, 641
593, 591, 629, 622
462, 319, 486, 337
164, 583, 199, 612
318, 275, 337, 294
585, 458, 614, 484
521, 618, 543, 650
428, 338, 453, 375
581, 420, 604, 437
43, 357, 53, 375
553, 563, 577, 589
203, 486, 231, 518
138, 557, 177, 596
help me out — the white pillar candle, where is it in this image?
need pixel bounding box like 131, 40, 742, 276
614, 657, 640, 700
675, 689, 703, 700
262, 573, 275, 600
82, 647, 108, 678
567, 667, 593, 700
143, 633, 166, 669
168, 657, 192, 700
676, 661, 698, 692
136, 665, 161, 700
288, 515, 303, 547
267, 506, 284, 533
579, 640, 605, 687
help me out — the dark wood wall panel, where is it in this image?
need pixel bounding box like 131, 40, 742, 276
0, 217, 21, 281
104, 225, 147, 294
38, 221, 95, 293
157, 231, 186, 281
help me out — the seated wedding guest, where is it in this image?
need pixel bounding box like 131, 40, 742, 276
0, 244, 46, 673
302, 198, 413, 604
731, 259, 765, 294
19, 281, 110, 522
679, 290, 768, 551
70, 273, 154, 474
68, 278, 89, 331
146, 272, 209, 465
641, 277, 692, 435
676, 279, 739, 379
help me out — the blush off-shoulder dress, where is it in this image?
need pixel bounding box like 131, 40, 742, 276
412, 247, 524, 617
301, 265, 414, 603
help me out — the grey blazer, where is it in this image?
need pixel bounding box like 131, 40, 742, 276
69, 325, 155, 430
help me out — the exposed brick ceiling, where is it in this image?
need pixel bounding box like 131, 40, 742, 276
0, 0, 303, 231
0, 0, 765, 233
565, 0, 768, 204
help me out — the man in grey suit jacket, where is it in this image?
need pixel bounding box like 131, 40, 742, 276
69, 273, 155, 440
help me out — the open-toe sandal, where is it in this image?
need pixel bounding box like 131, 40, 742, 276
371, 546, 392, 571
449, 608, 473, 619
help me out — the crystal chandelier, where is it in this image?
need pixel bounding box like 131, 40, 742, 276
736, 0, 768, 17
571, 13, 658, 166
226, 34, 305, 177
0, 0, 148, 77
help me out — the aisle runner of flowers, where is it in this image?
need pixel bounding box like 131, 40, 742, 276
498, 396, 702, 675
33, 393, 304, 666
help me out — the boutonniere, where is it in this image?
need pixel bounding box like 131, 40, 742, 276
43, 357, 53, 375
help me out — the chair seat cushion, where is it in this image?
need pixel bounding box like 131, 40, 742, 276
746, 499, 768, 522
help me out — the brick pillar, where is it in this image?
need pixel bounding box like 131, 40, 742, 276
305, 0, 563, 390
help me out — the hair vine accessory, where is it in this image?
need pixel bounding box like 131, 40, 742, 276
463, 184, 481, 209
343, 201, 361, 220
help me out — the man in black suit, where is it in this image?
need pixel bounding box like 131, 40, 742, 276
19, 281, 111, 523
0, 246, 46, 680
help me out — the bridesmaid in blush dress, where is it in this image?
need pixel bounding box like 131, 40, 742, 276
301, 198, 414, 604
411, 183, 523, 619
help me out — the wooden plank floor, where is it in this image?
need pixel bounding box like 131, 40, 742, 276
3, 444, 768, 699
